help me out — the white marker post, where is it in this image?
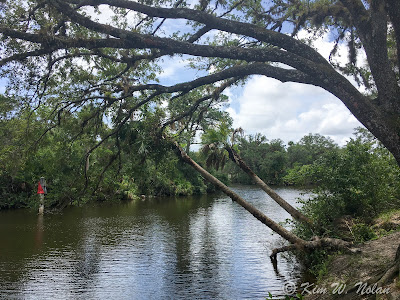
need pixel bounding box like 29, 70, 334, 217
37, 177, 47, 214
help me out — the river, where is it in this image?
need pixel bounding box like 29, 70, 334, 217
0, 186, 310, 299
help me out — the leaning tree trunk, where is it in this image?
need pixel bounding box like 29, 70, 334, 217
224, 145, 312, 225
173, 141, 306, 246
172, 140, 352, 261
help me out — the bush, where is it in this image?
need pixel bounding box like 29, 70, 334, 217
0, 175, 33, 209
283, 164, 315, 186
352, 222, 376, 243
296, 133, 400, 240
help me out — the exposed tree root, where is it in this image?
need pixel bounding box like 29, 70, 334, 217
377, 244, 400, 287
344, 256, 399, 296
270, 236, 353, 265
377, 261, 399, 286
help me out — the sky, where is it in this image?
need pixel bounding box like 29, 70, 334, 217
0, 4, 366, 147
157, 30, 365, 146
81, 4, 367, 146
224, 77, 362, 145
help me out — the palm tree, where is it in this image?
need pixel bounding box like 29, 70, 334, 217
200, 120, 232, 171
200, 122, 311, 225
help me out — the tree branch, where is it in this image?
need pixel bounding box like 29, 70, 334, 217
386, 0, 400, 67
340, 0, 400, 112
161, 78, 237, 131
71, 0, 330, 65
48, 0, 336, 76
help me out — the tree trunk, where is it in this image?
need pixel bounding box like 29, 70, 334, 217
172, 140, 354, 261
225, 145, 312, 225
173, 141, 352, 260
174, 140, 353, 244
173, 140, 307, 246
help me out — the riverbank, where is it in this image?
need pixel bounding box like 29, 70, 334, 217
302, 223, 400, 299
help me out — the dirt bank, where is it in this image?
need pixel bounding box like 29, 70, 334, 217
303, 231, 400, 300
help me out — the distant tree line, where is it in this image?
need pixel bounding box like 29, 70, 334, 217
216, 132, 338, 186
1, 89, 399, 215
0, 96, 211, 209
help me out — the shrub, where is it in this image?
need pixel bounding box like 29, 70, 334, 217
296, 132, 400, 240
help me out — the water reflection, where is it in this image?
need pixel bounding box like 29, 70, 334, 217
34, 214, 44, 250
0, 186, 310, 299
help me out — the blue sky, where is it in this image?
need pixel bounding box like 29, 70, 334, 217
157, 33, 365, 146
0, 5, 365, 147
83, 4, 366, 146
0, 77, 6, 94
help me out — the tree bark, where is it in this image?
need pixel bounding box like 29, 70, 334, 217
224, 145, 312, 225
172, 140, 352, 259
173, 140, 307, 246
2, 0, 400, 166
49, 0, 400, 166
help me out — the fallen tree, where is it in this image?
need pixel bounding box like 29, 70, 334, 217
174, 138, 400, 289
224, 143, 312, 225
173, 140, 352, 258
0, 0, 399, 283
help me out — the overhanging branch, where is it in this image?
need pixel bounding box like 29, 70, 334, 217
68, 0, 330, 65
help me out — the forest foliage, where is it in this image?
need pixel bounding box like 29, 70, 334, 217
1, 91, 399, 219
0, 95, 212, 209
0, 0, 399, 167
1, 2, 400, 286
0, 0, 399, 256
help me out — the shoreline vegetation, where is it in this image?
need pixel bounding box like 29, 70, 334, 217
2, 122, 399, 229
1, 129, 381, 210
1, 1, 400, 298
2, 123, 400, 298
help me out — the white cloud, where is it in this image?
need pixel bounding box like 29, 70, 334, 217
225, 30, 367, 146
87, 6, 365, 146
296, 30, 349, 66
157, 57, 191, 80
226, 76, 362, 146
83, 5, 116, 24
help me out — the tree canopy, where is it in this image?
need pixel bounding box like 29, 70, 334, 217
2, 1, 400, 284
0, 0, 399, 166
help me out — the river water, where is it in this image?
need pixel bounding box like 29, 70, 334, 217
0, 186, 310, 299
